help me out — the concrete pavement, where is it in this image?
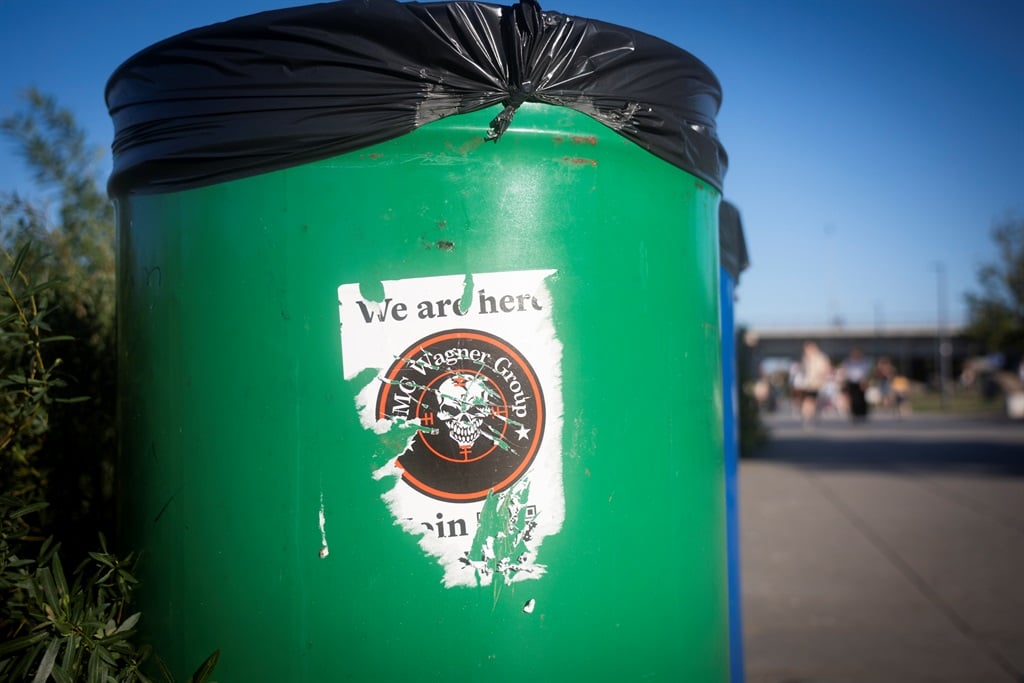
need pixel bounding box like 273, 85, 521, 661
740, 410, 1024, 683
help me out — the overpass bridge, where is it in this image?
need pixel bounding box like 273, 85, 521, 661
741, 324, 974, 383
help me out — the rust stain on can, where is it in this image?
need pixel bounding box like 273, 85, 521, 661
563, 156, 598, 167
446, 137, 485, 156
570, 135, 598, 146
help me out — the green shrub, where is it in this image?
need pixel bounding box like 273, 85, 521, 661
0, 242, 218, 683
2, 90, 116, 560
1, 91, 217, 683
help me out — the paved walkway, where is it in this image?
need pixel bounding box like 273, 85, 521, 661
740, 410, 1024, 683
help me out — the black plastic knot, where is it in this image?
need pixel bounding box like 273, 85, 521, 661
487, 81, 536, 141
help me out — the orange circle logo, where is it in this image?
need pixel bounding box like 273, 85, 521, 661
377, 329, 545, 502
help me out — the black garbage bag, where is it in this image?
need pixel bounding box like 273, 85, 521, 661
107, 0, 727, 195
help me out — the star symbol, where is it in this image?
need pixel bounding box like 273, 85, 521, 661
515, 425, 531, 441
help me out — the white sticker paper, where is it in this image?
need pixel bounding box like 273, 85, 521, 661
338, 270, 563, 588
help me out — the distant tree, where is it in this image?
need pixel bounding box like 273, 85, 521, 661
0, 91, 221, 683
1, 87, 116, 560
965, 213, 1024, 359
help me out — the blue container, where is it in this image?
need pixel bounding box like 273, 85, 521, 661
719, 200, 749, 683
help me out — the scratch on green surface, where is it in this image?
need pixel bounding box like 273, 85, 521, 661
481, 424, 513, 452
464, 482, 539, 594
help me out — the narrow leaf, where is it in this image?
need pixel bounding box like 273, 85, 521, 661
51, 553, 69, 597
88, 552, 115, 568
13, 639, 48, 679
86, 648, 102, 683
116, 612, 141, 634
31, 637, 60, 683
0, 631, 47, 657
185, 649, 220, 683
12, 500, 49, 518
38, 567, 60, 612
49, 664, 73, 683
93, 645, 116, 667
54, 396, 90, 404
25, 279, 67, 297
10, 242, 31, 280
154, 655, 175, 683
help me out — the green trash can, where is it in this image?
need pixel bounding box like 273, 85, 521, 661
109, 2, 729, 680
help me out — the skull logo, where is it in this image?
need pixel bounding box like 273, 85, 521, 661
435, 373, 492, 448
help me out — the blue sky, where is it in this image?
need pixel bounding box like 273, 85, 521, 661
2, 0, 1022, 331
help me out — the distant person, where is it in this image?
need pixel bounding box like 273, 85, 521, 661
789, 361, 806, 414
799, 341, 832, 426
891, 374, 911, 417
753, 371, 776, 412
875, 355, 896, 409
841, 348, 872, 422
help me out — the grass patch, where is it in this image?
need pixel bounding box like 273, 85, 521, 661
911, 389, 1005, 415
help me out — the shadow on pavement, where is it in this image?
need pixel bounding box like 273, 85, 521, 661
749, 413, 1024, 478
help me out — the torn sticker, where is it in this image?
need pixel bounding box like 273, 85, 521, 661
338, 270, 563, 588
318, 492, 330, 559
